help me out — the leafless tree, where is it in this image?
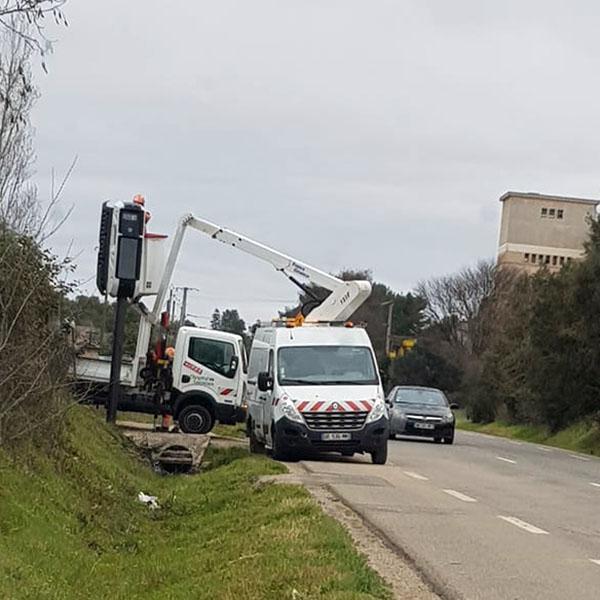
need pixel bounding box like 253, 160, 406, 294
0, 24, 75, 449
417, 260, 497, 353
0, 1, 67, 58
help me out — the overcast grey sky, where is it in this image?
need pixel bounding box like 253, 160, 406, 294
33, 0, 600, 325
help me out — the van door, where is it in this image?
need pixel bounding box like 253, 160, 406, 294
246, 342, 270, 442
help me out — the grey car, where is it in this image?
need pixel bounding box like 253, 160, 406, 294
386, 386, 457, 444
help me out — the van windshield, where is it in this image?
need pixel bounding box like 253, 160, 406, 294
277, 345, 378, 386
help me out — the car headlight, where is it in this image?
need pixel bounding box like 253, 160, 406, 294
279, 398, 304, 424
366, 401, 387, 424
443, 412, 455, 424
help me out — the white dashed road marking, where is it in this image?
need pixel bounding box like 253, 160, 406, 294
403, 471, 429, 481
496, 456, 517, 464
507, 440, 523, 446
443, 489, 477, 503
569, 454, 590, 461
590, 559, 600, 567
498, 516, 549, 535
589, 482, 600, 489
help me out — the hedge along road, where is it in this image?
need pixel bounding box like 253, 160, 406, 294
297, 429, 600, 600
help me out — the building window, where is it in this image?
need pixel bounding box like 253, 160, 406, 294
541, 208, 548, 218
557, 209, 564, 219
548, 208, 556, 218
552, 256, 557, 266
531, 253, 537, 263
559, 256, 565, 265
545, 255, 550, 264
524, 253, 530, 262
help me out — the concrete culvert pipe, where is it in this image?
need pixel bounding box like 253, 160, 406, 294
156, 444, 194, 474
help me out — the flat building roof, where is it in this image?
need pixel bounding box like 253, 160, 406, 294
499, 191, 599, 206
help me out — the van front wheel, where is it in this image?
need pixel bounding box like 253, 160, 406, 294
271, 424, 288, 461
370, 442, 388, 465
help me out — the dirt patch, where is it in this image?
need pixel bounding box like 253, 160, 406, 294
262, 464, 440, 600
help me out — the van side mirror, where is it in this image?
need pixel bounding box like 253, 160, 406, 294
257, 371, 273, 392
450, 403, 459, 410
229, 355, 239, 376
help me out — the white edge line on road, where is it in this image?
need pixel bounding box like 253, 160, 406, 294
589, 482, 600, 488
569, 454, 591, 461
403, 471, 429, 481
507, 439, 523, 445
496, 456, 517, 464
590, 559, 600, 566
443, 489, 477, 503
498, 516, 549, 535
536, 446, 553, 452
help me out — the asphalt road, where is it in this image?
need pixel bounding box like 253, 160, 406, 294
299, 430, 600, 600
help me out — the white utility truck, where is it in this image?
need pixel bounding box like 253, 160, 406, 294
76, 200, 389, 458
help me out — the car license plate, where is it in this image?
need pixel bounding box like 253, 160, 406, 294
414, 423, 435, 430
321, 432, 351, 441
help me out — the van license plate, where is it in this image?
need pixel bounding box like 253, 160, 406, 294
414, 423, 435, 430
321, 432, 351, 441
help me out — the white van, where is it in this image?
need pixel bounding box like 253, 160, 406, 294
246, 323, 389, 464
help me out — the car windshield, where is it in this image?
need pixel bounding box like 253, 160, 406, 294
394, 388, 447, 407
277, 345, 378, 386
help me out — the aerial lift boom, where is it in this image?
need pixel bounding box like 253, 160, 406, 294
131, 214, 372, 381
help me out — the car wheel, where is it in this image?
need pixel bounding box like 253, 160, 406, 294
370, 442, 388, 465
389, 432, 396, 440
178, 405, 214, 434
444, 432, 455, 445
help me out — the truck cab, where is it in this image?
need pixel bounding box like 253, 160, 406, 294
170, 327, 247, 432
246, 323, 389, 464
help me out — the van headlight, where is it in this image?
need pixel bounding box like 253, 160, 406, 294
366, 401, 387, 424
279, 398, 304, 424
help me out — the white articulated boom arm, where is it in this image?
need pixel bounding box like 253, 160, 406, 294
148, 213, 372, 325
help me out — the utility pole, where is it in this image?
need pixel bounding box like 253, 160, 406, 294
382, 300, 394, 357
174, 286, 199, 327
179, 287, 188, 326
166, 287, 174, 319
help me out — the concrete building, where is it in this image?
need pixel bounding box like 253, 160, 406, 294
497, 191, 599, 273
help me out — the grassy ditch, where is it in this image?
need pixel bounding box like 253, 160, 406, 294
456, 412, 600, 456
0, 407, 390, 599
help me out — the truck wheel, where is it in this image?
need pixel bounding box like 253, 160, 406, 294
178, 405, 214, 434
248, 421, 265, 454
370, 442, 388, 465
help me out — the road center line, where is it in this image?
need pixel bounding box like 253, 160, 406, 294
496, 456, 516, 464
498, 516, 549, 535
569, 454, 590, 461
443, 489, 477, 503
403, 471, 429, 481
590, 559, 600, 567
589, 482, 600, 488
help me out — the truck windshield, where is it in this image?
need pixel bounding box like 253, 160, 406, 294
277, 346, 378, 386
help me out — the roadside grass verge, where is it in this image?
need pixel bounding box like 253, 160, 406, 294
0, 406, 390, 599
456, 412, 600, 456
